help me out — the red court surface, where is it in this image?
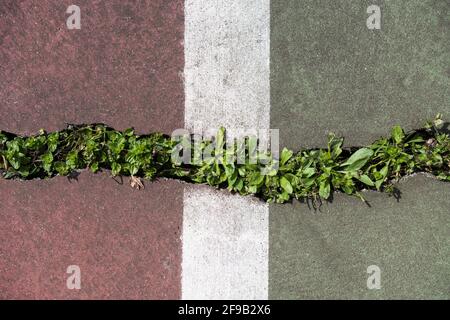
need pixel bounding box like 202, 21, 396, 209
0, 173, 183, 299
0, 0, 184, 135
0, 1, 184, 299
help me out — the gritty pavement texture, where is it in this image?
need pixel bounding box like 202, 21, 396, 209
0, 172, 183, 299
1, 0, 449, 300
271, 0, 450, 149
0, 0, 184, 135
270, 174, 450, 299
184, 0, 270, 135
182, 186, 268, 299
183, 0, 270, 299
269, 0, 450, 299
0, 1, 184, 299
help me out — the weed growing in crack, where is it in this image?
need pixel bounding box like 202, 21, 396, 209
0, 115, 449, 204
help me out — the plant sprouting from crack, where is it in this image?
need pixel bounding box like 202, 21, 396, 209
0, 114, 449, 205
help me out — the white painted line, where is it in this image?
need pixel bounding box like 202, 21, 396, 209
183, 0, 270, 299
182, 187, 268, 299
184, 0, 270, 135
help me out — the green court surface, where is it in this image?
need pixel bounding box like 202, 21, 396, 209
271, 0, 450, 149
270, 175, 450, 299
269, 0, 450, 299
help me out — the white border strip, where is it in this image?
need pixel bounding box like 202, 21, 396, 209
182, 0, 270, 299
182, 187, 269, 299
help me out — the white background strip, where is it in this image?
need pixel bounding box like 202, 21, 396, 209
182, 0, 270, 299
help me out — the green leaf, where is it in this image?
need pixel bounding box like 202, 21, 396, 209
380, 165, 389, 178
54, 162, 69, 175
391, 125, 405, 144
144, 167, 157, 179
264, 168, 278, 176
375, 179, 384, 190
41, 152, 53, 173
277, 191, 290, 203
319, 180, 331, 199
227, 170, 238, 187
357, 174, 374, 187
280, 147, 293, 165
111, 162, 121, 176
90, 162, 99, 173
215, 127, 225, 151
18, 166, 30, 177
328, 133, 343, 159
123, 128, 134, 137
41, 152, 53, 164
341, 148, 374, 172
224, 164, 235, 177
280, 176, 293, 194
235, 178, 244, 192
249, 172, 264, 186
47, 132, 59, 152
66, 151, 79, 169
406, 136, 424, 144
301, 167, 315, 178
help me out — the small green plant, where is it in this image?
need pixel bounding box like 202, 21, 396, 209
0, 115, 449, 204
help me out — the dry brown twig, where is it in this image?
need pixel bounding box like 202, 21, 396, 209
129, 175, 144, 190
